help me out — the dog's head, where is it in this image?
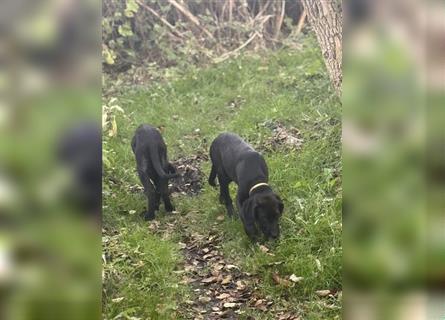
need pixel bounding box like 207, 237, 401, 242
241, 192, 284, 241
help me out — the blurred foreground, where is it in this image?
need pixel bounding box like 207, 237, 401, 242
0, 0, 101, 319
343, 0, 445, 319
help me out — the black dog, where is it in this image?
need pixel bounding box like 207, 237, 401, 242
208, 133, 283, 241
131, 124, 178, 220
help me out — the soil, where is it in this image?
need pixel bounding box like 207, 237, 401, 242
259, 121, 303, 152
178, 227, 273, 319
170, 153, 208, 196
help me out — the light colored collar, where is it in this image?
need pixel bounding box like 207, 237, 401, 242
249, 182, 269, 196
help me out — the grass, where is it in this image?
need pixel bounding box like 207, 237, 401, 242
103, 37, 342, 319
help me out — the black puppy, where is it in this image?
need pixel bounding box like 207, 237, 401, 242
131, 124, 178, 220
208, 133, 284, 241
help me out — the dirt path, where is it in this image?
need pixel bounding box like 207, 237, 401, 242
179, 229, 265, 319
174, 224, 299, 320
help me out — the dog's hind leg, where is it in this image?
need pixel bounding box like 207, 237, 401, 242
158, 178, 175, 213
137, 168, 157, 220
208, 164, 217, 187
154, 190, 161, 211
218, 175, 235, 217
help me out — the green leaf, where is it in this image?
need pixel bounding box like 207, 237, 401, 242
125, 0, 139, 17
127, 0, 139, 12
118, 23, 133, 37
102, 46, 116, 65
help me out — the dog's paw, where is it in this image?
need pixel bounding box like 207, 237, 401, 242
165, 205, 175, 213
144, 212, 156, 221
208, 179, 217, 187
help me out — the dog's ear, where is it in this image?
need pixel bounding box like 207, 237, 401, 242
241, 197, 259, 241
275, 195, 284, 214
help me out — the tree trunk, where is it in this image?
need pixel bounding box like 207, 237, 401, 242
301, 0, 342, 96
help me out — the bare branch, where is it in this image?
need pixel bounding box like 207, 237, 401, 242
136, 0, 183, 39
167, 0, 215, 40
273, 0, 286, 40
294, 9, 307, 36
214, 32, 259, 63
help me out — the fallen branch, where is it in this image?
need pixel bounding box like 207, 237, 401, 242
213, 32, 259, 63
167, 0, 215, 40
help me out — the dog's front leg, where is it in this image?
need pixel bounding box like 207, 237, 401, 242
240, 198, 259, 241
219, 179, 235, 217
242, 218, 259, 242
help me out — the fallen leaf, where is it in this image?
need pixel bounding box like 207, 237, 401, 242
112, 297, 124, 303
278, 312, 300, 320
259, 245, 269, 253
211, 269, 221, 277
201, 277, 217, 284
221, 275, 232, 285
253, 298, 269, 311
216, 215, 225, 221
225, 264, 239, 270
289, 274, 304, 283
198, 296, 211, 303
216, 293, 231, 300
254, 299, 265, 306
272, 272, 292, 287
178, 242, 187, 249
203, 252, 215, 260
236, 280, 246, 290
316, 290, 331, 297
180, 276, 196, 284
223, 302, 237, 308
214, 264, 225, 271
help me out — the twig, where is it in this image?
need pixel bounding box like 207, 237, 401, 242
238, 0, 252, 24
214, 32, 259, 63
167, 0, 215, 40
294, 9, 307, 35
274, 0, 286, 40
136, 0, 183, 39
255, 0, 272, 20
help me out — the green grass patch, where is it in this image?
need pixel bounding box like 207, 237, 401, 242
103, 38, 342, 319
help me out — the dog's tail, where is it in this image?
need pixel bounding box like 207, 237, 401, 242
208, 164, 217, 186
149, 145, 179, 179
